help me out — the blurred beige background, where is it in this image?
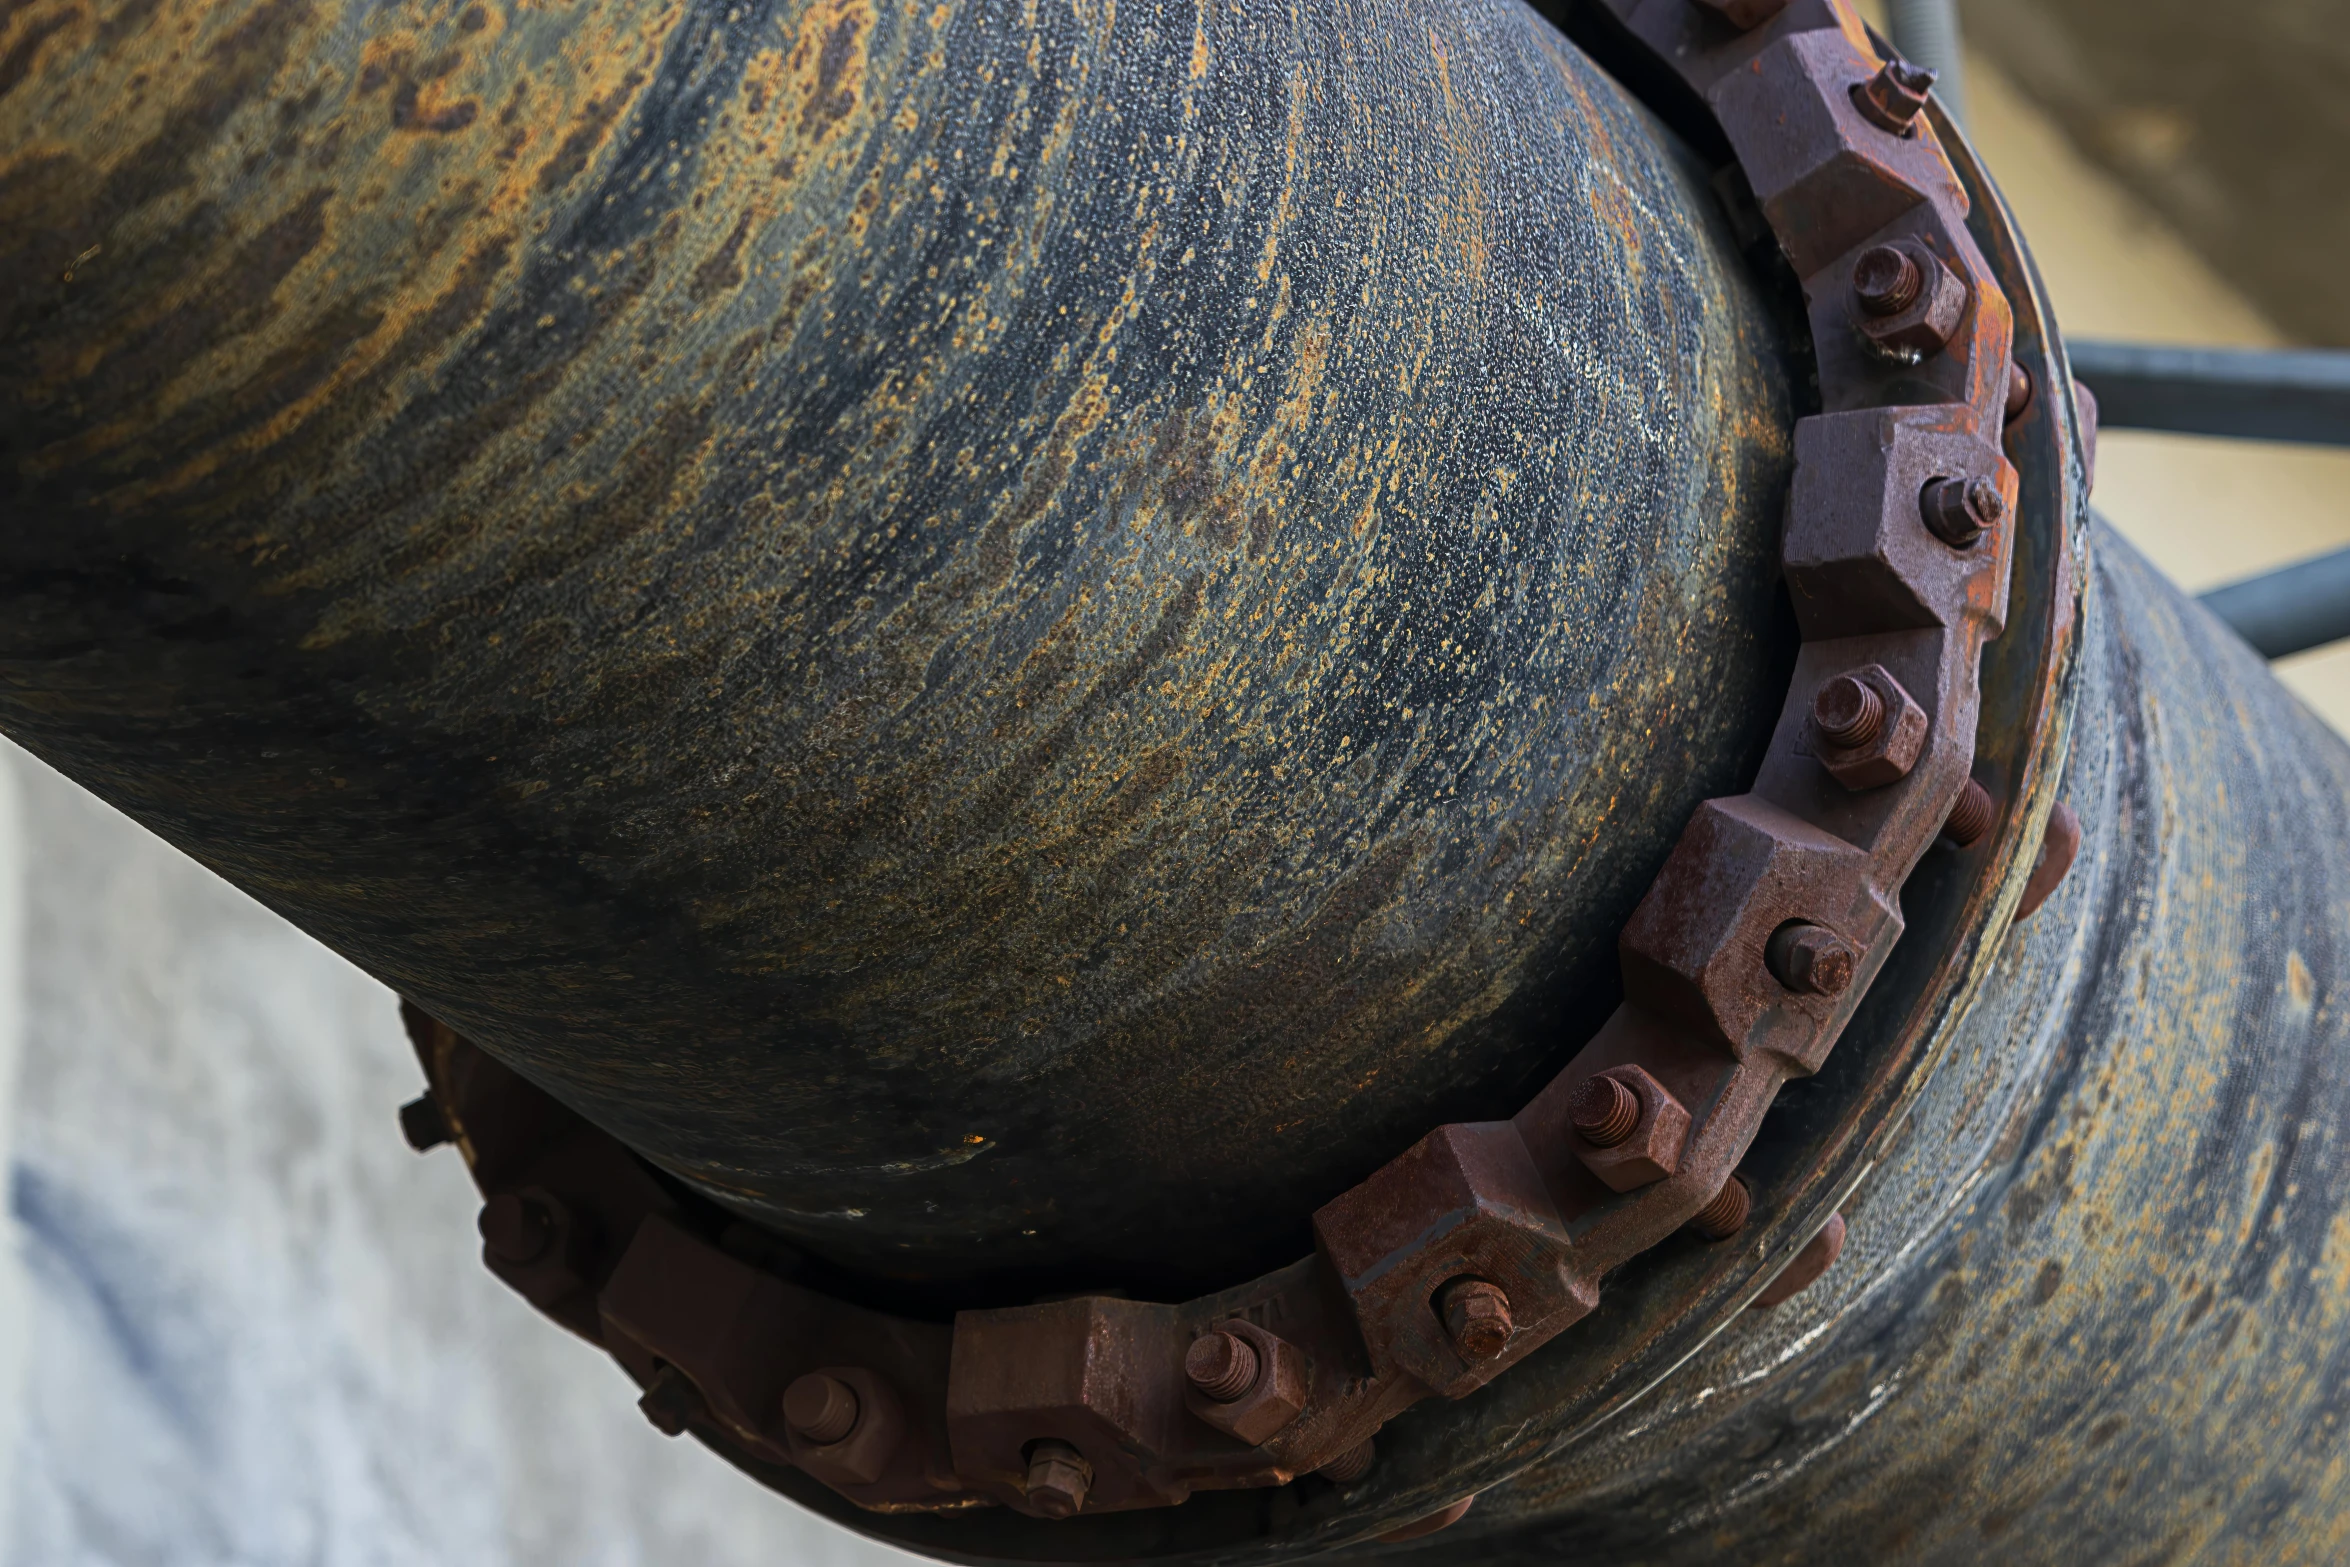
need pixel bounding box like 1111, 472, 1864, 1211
1855, 0, 2350, 733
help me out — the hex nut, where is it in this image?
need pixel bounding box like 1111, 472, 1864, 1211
1312, 1121, 1593, 1398
1850, 240, 1968, 362
1569, 1064, 1692, 1193
398, 1094, 451, 1152
1181, 1318, 1307, 1446
1920, 474, 2006, 548
637, 1363, 705, 1437
1812, 664, 1927, 790
1025, 1440, 1092, 1519
1767, 921, 1856, 997
1618, 794, 1882, 1063
1850, 59, 1936, 134
786, 1365, 906, 1487
1436, 1277, 1513, 1361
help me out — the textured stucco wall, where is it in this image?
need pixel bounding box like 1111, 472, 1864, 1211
0, 740, 910, 1566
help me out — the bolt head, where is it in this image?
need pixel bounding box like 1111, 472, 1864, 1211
783, 1372, 861, 1446
1921, 474, 2001, 548
1025, 1441, 1092, 1519
1437, 1277, 1513, 1361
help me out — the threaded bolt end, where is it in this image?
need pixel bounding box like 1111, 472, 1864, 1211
1318, 1439, 1377, 1484
1690, 1177, 1751, 1241
1184, 1331, 1261, 1403
1437, 1277, 1514, 1360
1814, 675, 1884, 749
783, 1372, 861, 1445
1853, 244, 1923, 316
1851, 60, 1937, 132
1570, 1075, 1642, 1148
1944, 778, 1996, 847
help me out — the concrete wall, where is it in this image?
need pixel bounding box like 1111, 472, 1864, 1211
0, 741, 909, 1566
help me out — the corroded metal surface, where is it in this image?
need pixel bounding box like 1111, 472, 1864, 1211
0, 0, 1795, 1296
1387, 523, 2350, 1564
381, 9, 2089, 1551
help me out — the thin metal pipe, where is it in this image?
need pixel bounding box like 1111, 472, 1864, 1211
2199, 546, 2350, 660
2070, 341, 2350, 448
1885, 0, 1968, 127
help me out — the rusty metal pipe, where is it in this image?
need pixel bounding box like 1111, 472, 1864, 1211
0, 0, 1795, 1307
1384, 522, 2350, 1563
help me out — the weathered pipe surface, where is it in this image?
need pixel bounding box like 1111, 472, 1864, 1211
1366, 525, 2350, 1564
0, 0, 1795, 1295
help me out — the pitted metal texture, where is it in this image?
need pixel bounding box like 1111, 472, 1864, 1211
1418, 525, 2350, 1564
0, 0, 1796, 1299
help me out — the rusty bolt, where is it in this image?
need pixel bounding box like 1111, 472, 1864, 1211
638, 1364, 705, 1437
1851, 59, 1937, 134
1436, 1277, 1513, 1361
1570, 1073, 1643, 1148
1767, 921, 1856, 998
1921, 475, 2005, 548
1812, 673, 1884, 750
1025, 1440, 1092, 1519
2006, 361, 2034, 422
1689, 1177, 1752, 1241
1751, 1212, 1849, 1310
1851, 241, 1968, 360
1184, 1330, 1261, 1403
1318, 1439, 1376, 1484
2015, 801, 2084, 922
1852, 244, 1923, 319
1943, 778, 1997, 847
783, 1371, 861, 1446
399, 1094, 451, 1152
1693, 0, 1789, 27
478, 1192, 554, 1264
